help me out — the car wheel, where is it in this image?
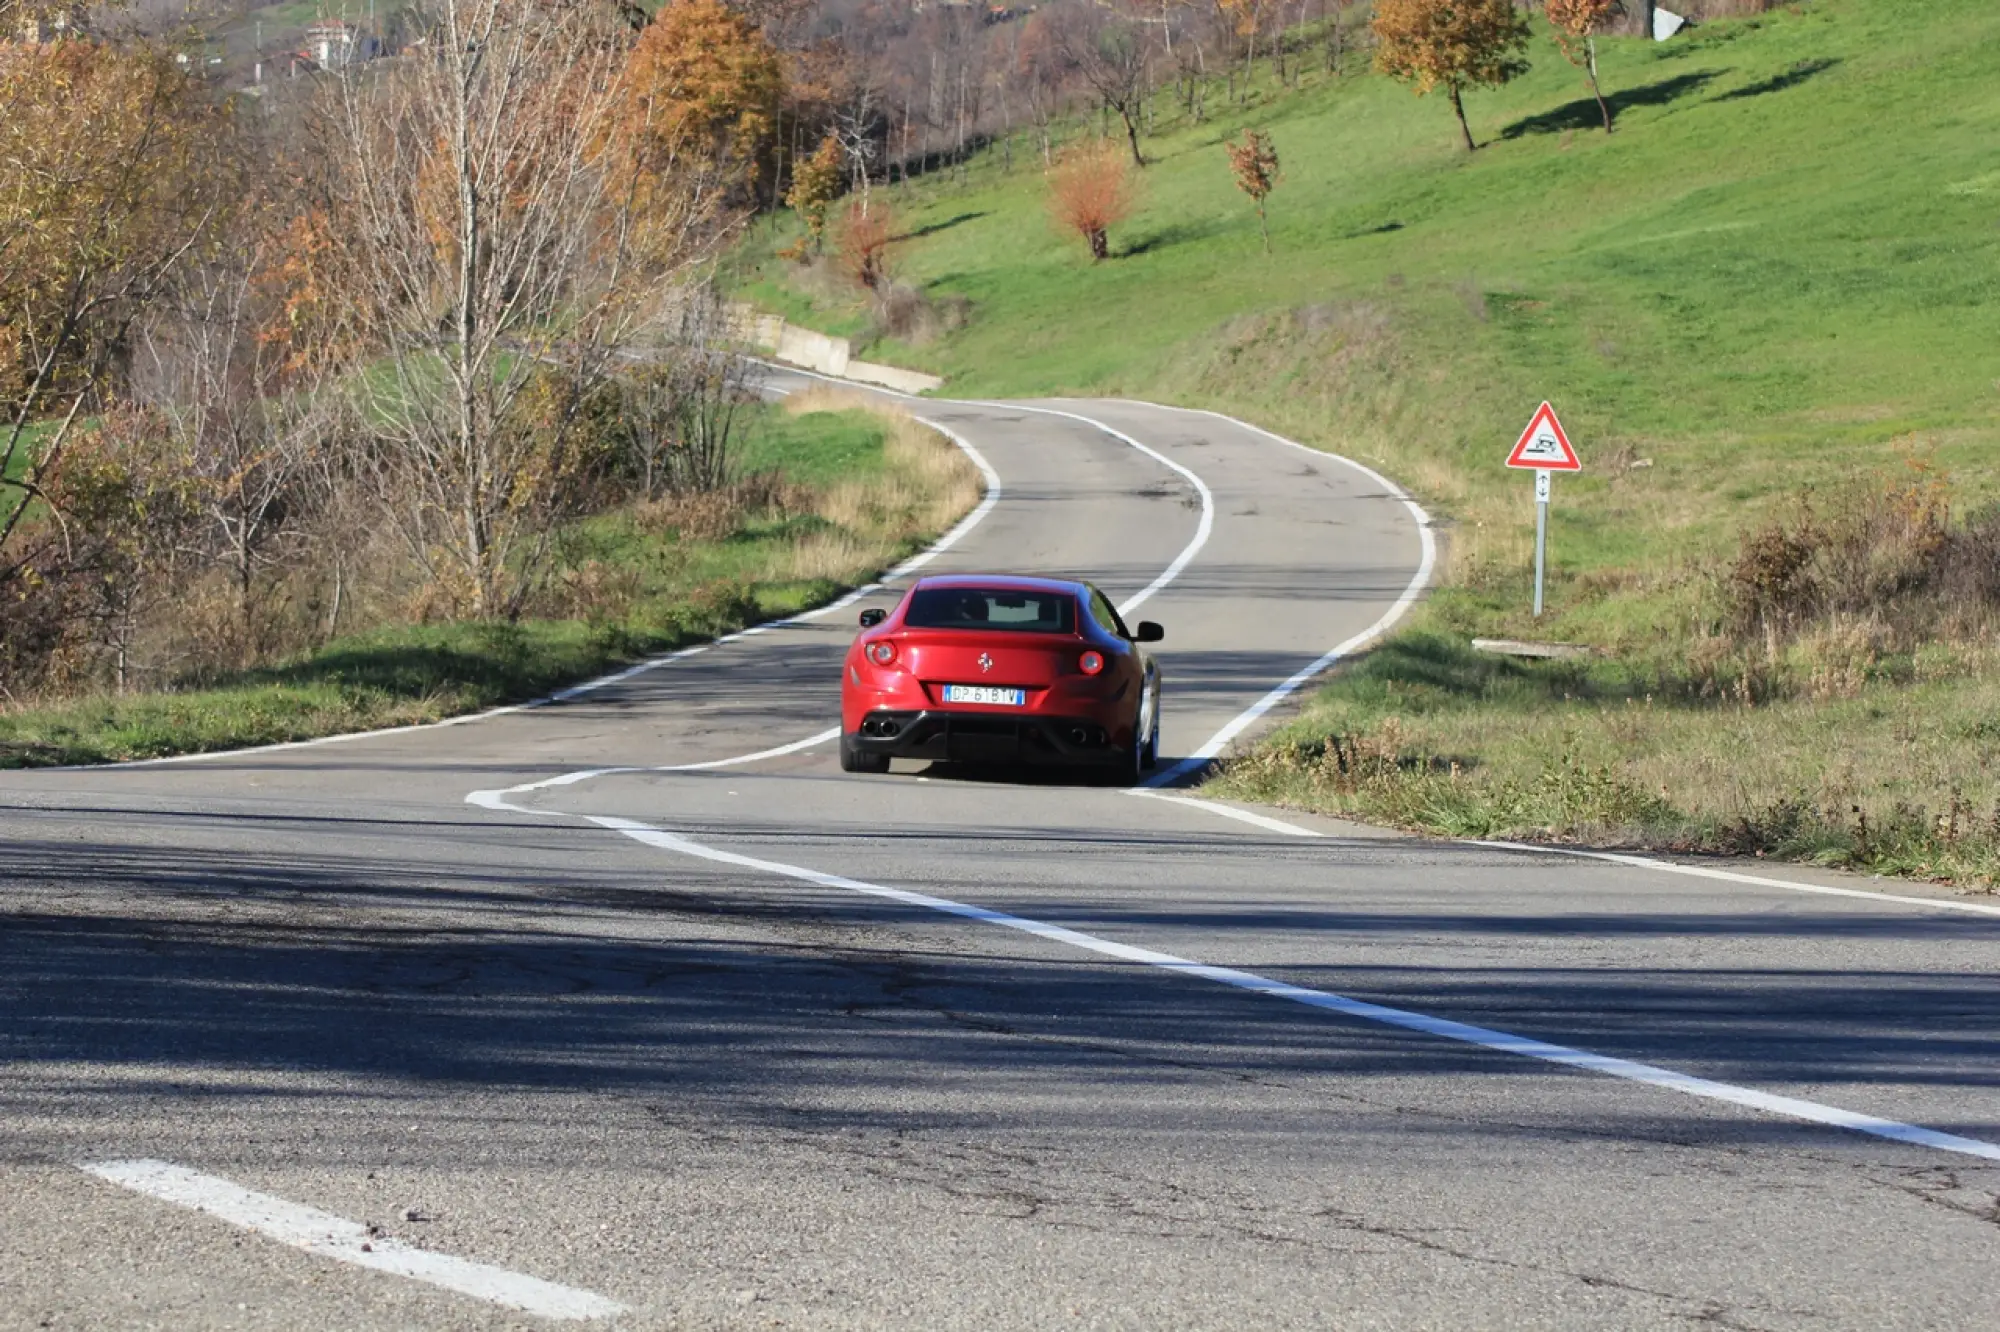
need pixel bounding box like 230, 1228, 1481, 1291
1108, 716, 1145, 787
840, 733, 890, 774
1141, 691, 1160, 771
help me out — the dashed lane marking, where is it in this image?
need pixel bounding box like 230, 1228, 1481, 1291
79, 1160, 626, 1321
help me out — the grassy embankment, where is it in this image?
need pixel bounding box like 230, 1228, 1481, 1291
736, 0, 2000, 884
0, 392, 978, 766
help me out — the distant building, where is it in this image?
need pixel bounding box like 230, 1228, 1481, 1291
305, 19, 365, 70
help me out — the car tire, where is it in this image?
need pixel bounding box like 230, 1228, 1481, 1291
840, 734, 890, 774
1108, 714, 1146, 787
1141, 688, 1160, 771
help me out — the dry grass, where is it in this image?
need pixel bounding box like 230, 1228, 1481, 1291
768, 388, 981, 586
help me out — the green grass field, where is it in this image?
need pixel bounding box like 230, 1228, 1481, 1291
0, 402, 971, 767
737, 0, 2000, 883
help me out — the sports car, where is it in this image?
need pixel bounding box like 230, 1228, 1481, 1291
839, 573, 1163, 781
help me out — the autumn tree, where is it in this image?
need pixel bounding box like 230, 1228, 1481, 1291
311, 0, 728, 618
786, 133, 844, 254
1225, 129, 1281, 253
619, 0, 783, 197
1047, 139, 1139, 262
1216, 0, 1276, 88
836, 200, 899, 292
0, 38, 227, 595
1547, 0, 1622, 133
1372, 0, 1532, 152
26, 408, 202, 693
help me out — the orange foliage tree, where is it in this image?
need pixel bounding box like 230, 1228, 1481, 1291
618, 0, 783, 197
1371, 0, 1532, 152
1547, 0, 1621, 133
836, 201, 899, 291
0, 37, 227, 591
1225, 129, 1281, 253
1047, 140, 1138, 263
785, 133, 843, 254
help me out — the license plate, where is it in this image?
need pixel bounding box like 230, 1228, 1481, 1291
942, 684, 1026, 706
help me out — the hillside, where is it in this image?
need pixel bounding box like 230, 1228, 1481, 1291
738, 0, 2000, 883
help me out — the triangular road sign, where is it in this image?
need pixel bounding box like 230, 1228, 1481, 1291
1506, 402, 1582, 471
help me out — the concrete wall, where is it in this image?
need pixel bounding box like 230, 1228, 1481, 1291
728, 303, 943, 395
844, 360, 946, 395
774, 323, 850, 377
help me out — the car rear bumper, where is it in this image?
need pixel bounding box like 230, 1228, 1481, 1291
848, 709, 1127, 765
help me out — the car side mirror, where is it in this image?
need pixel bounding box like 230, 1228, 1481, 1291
858, 608, 887, 628
1134, 621, 1164, 643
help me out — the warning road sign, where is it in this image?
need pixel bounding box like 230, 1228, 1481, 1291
1506, 402, 1581, 471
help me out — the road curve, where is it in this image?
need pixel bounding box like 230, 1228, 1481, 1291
3, 372, 1999, 1330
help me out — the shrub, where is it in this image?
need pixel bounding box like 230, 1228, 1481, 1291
1047, 140, 1138, 262
836, 201, 898, 291
1722, 462, 1993, 654
870, 283, 970, 346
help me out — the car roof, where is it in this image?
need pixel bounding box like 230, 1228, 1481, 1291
908, 573, 1087, 596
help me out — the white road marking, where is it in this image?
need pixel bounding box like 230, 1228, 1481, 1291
1127, 791, 2000, 921
957, 398, 1214, 617
473, 789, 2000, 1166
1474, 840, 2000, 919
1140, 409, 1438, 787
468, 727, 842, 808
1126, 789, 1326, 837
744, 363, 1220, 618
79, 1160, 626, 1320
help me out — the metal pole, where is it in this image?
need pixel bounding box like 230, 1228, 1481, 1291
1533, 470, 1550, 617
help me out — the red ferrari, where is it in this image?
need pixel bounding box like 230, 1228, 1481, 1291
839, 574, 1164, 781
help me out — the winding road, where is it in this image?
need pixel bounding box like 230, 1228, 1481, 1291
4, 370, 1999, 1330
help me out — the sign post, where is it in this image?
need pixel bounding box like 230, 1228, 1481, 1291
1505, 402, 1581, 617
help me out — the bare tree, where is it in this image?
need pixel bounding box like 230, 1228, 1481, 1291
616, 290, 752, 502
134, 250, 339, 659
1049, 1, 1156, 168
310, 0, 726, 618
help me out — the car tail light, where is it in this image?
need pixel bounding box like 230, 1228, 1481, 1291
867, 640, 898, 666
1078, 650, 1105, 676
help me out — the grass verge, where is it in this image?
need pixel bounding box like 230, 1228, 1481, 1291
1208, 622, 2000, 886
0, 396, 979, 767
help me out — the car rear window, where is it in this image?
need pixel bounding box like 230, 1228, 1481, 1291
904, 587, 1077, 634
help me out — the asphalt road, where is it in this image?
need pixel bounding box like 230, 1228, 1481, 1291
4, 372, 1998, 1331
